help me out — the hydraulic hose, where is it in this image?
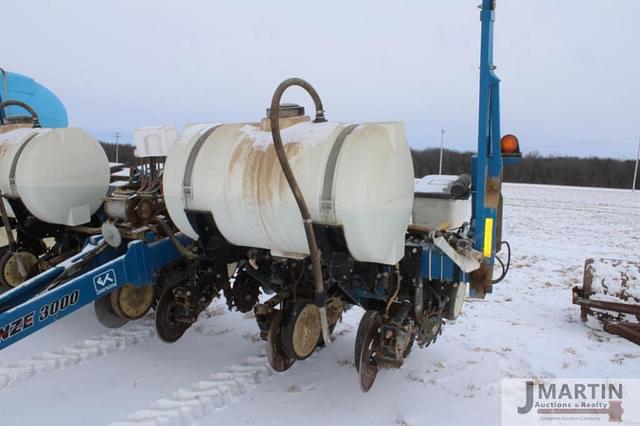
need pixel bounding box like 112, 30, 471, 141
269, 77, 331, 346
154, 217, 199, 261
0, 99, 40, 128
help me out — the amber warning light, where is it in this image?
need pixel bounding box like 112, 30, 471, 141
500, 134, 521, 156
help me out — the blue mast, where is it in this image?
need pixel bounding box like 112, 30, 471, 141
470, 0, 504, 297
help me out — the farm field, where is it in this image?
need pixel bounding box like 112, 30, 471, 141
0, 183, 639, 426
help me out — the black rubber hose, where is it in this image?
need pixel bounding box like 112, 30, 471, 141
154, 217, 199, 261
492, 240, 511, 284
0, 99, 40, 128
269, 77, 331, 345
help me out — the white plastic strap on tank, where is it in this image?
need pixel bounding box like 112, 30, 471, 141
182, 124, 223, 209
8, 132, 39, 196
319, 123, 359, 224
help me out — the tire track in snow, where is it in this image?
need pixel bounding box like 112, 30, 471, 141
0, 319, 155, 390
109, 354, 273, 426
109, 322, 349, 426
0, 304, 228, 391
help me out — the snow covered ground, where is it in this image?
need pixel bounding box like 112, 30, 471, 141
1, 183, 639, 426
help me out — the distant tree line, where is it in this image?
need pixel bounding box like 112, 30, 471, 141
412, 148, 638, 189
99, 142, 636, 189
100, 141, 136, 164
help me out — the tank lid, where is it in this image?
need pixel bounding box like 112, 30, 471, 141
266, 103, 305, 119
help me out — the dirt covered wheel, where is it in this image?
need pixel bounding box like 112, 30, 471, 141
354, 310, 382, 371
354, 310, 382, 392
267, 310, 295, 372
281, 300, 322, 360
94, 294, 129, 329
0, 250, 38, 289
110, 284, 154, 320
155, 287, 190, 343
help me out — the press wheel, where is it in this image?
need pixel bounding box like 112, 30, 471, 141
355, 310, 382, 392
94, 295, 129, 329
281, 300, 321, 360
267, 310, 295, 372
155, 287, 190, 343
0, 250, 38, 289
110, 284, 154, 320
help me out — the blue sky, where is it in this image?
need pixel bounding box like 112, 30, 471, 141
3, 0, 640, 159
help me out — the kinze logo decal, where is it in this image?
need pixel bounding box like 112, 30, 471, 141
0, 312, 35, 342
94, 269, 117, 295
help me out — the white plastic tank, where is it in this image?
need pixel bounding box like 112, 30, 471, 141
0, 127, 110, 226
413, 175, 472, 231
164, 113, 415, 265
133, 125, 177, 158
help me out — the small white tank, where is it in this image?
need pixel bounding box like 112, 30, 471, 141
413, 175, 472, 231
0, 127, 110, 226
164, 114, 414, 265
133, 125, 177, 158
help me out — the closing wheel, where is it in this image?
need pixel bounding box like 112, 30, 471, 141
355, 310, 382, 392
0, 250, 38, 289
110, 284, 154, 320
281, 300, 321, 360
267, 310, 295, 372
155, 288, 190, 343
94, 295, 129, 329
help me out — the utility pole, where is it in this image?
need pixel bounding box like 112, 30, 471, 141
114, 132, 121, 163
633, 138, 640, 192
439, 129, 446, 175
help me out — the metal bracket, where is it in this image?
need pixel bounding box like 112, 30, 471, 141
432, 235, 481, 273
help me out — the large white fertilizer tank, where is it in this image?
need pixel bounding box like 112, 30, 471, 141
163, 107, 415, 265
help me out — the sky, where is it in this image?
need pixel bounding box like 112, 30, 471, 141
3, 0, 640, 159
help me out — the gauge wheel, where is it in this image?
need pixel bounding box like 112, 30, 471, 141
281, 300, 322, 360
110, 284, 154, 320
0, 250, 38, 290
317, 296, 344, 347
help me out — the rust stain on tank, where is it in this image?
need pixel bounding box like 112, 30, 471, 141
260, 142, 302, 205
228, 138, 252, 174
227, 136, 303, 208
